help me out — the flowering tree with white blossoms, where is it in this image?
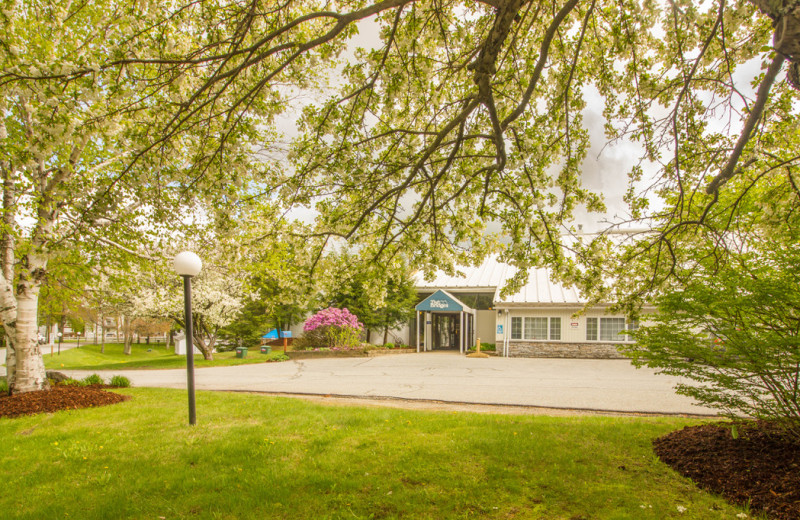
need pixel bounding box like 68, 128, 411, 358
0, 0, 282, 392
133, 262, 245, 361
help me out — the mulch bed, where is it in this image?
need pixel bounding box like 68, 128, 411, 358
654, 421, 800, 520
0, 384, 130, 419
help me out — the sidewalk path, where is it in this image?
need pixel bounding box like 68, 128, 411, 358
58, 353, 716, 416
1, 343, 80, 378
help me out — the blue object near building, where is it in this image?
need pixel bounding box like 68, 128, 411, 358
262, 329, 292, 339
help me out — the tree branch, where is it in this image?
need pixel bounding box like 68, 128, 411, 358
706, 52, 787, 194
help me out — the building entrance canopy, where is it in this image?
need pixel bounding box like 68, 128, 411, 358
415, 290, 475, 353
415, 290, 475, 313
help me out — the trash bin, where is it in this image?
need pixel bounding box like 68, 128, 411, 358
235, 347, 248, 358
260, 346, 271, 354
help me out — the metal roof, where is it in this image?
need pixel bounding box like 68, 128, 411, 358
414, 257, 585, 306
493, 267, 585, 306
414, 258, 510, 291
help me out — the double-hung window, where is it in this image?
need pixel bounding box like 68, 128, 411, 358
510, 316, 561, 340
599, 318, 626, 341
586, 317, 637, 342
525, 317, 548, 340
549, 317, 561, 340
511, 317, 522, 339
586, 318, 598, 341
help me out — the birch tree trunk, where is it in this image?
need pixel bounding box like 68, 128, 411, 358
1, 166, 16, 387
12, 263, 49, 393
0, 170, 49, 393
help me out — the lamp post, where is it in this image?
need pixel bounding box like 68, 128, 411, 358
57, 332, 62, 356
173, 251, 202, 426
76, 331, 81, 349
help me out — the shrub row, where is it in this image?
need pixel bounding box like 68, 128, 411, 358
60, 374, 132, 388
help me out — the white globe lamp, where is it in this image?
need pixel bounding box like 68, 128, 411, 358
173, 251, 202, 277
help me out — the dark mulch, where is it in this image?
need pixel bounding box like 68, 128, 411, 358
0, 384, 130, 419
655, 421, 800, 520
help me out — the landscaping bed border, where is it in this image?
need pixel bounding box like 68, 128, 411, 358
286, 348, 416, 360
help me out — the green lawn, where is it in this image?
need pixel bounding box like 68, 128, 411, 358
42, 342, 285, 370
0, 388, 754, 519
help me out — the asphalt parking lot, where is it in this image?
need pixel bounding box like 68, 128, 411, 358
58, 352, 716, 416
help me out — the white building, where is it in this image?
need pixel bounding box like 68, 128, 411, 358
413, 258, 640, 359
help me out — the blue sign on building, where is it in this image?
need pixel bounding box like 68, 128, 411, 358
415, 290, 467, 312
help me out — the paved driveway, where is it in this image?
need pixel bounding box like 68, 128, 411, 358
58, 352, 715, 416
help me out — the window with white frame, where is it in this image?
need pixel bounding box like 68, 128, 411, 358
549, 317, 561, 340
525, 317, 548, 339
508, 316, 562, 341
599, 318, 626, 341
586, 318, 598, 341
511, 317, 522, 339
586, 317, 637, 342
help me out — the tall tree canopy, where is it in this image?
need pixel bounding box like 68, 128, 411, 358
3, 0, 799, 393
0, 0, 284, 392
49, 0, 790, 300
285, 0, 799, 302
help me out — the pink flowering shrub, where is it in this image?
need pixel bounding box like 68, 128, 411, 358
296, 307, 364, 350
303, 307, 363, 332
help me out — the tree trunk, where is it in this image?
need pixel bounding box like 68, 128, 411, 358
12, 289, 48, 393
383, 326, 389, 345
59, 312, 67, 346
9, 254, 49, 394
100, 310, 106, 354
191, 316, 214, 360
190, 333, 214, 360
123, 315, 132, 355
1, 165, 16, 388
751, 1, 800, 58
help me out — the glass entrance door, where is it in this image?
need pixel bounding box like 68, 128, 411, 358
433, 313, 460, 350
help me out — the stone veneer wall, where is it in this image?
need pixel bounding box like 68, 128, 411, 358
507, 341, 626, 359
